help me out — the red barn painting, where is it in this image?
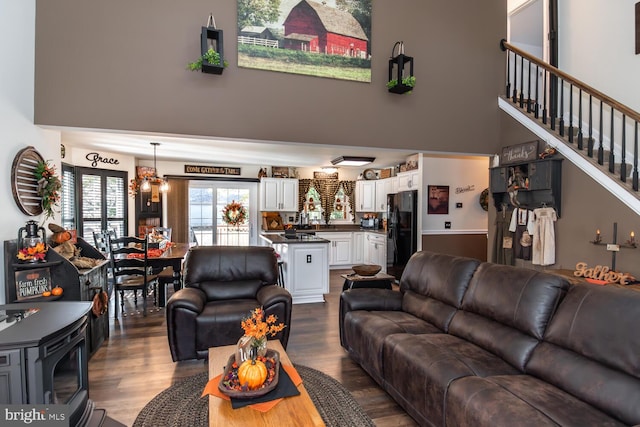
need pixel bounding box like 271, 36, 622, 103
283, 0, 368, 58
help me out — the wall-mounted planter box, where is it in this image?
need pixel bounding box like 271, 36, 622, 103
388, 83, 413, 94
201, 26, 224, 75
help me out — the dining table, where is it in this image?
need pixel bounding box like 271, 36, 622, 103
146, 242, 194, 307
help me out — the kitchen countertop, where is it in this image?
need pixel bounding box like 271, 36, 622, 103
261, 225, 386, 235
260, 233, 330, 244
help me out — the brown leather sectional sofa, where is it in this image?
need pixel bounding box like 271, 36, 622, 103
340, 251, 640, 426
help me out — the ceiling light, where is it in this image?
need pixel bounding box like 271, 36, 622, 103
331, 156, 376, 167
141, 142, 169, 193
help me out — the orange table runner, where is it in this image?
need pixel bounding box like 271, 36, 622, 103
202, 364, 302, 413
126, 242, 175, 259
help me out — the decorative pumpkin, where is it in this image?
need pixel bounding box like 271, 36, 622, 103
237, 358, 267, 390
52, 231, 72, 245
42, 290, 51, 297
51, 286, 64, 296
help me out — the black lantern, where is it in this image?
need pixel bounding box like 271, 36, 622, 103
200, 14, 225, 74
388, 41, 415, 94
18, 220, 46, 251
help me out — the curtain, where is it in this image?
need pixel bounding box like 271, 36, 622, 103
298, 179, 312, 220
340, 180, 356, 223
167, 178, 189, 243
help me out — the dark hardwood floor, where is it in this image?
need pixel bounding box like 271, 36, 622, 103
88, 269, 418, 427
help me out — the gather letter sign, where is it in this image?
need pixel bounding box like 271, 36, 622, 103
184, 165, 241, 175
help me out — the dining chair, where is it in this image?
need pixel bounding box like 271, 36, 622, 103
108, 235, 159, 318
93, 231, 109, 254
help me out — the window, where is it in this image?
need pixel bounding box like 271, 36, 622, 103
60, 164, 76, 231
304, 187, 323, 224
188, 181, 258, 246
75, 167, 127, 239
330, 185, 353, 223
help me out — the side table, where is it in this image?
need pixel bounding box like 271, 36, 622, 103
340, 272, 396, 291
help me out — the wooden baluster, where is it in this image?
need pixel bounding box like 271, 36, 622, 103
588, 94, 594, 157
620, 114, 627, 182
634, 121, 639, 191
542, 70, 548, 125
609, 105, 615, 173
559, 78, 565, 137
598, 100, 604, 165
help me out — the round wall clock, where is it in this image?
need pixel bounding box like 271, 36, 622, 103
11, 146, 45, 216
363, 169, 377, 180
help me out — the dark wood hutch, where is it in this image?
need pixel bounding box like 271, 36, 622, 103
3, 237, 109, 356
135, 185, 163, 237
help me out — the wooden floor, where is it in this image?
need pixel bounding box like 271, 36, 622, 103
88, 269, 418, 427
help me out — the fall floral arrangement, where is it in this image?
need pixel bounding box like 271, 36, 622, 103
34, 160, 61, 220
241, 307, 285, 348
17, 242, 48, 262
222, 200, 248, 227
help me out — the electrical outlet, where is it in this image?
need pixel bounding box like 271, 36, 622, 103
307, 254, 312, 263
445, 222, 451, 229
456, 202, 463, 208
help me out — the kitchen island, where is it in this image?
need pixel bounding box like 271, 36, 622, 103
260, 233, 330, 304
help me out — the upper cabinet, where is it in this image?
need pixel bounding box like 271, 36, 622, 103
490, 158, 563, 216
375, 180, 389, 212
355, 180, 376, 212
397, 170, 421, 192
260, 178, 299, 211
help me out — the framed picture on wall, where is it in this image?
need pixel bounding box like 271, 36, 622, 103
427, 185, 449, 215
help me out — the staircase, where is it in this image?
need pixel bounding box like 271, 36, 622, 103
498, 40, 640, 216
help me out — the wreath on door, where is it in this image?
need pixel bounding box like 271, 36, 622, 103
222, 200, 247, 227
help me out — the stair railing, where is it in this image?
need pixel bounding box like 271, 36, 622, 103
500, 39, 639, 192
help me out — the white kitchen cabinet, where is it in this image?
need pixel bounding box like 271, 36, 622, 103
355, 180, 376, 212
387, 176, 399, 195
271, 241, 329, 304
364, 232, 387, 272
352, 232, 364, 264
397, 170, 421, 192
375, 180, 388, 212
260, 178, 299, 211
317, 232, 352, 266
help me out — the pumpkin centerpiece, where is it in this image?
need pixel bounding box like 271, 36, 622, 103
237, 357, 268, 390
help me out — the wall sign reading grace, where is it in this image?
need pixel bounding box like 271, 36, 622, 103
85, 152, 120, 168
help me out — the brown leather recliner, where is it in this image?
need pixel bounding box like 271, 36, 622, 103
166, 246, 292, 361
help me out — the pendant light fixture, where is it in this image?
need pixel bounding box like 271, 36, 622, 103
140, 142, 169, 193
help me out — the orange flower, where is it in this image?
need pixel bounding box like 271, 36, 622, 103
241, 307, 285, 340
17, 242, 47, 261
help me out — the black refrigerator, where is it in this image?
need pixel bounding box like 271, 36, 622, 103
387, 190, 418, 280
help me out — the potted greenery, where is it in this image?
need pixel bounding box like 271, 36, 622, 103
187, 47, 228, 74
387, 75, 416, 94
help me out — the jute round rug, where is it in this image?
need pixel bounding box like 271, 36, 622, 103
133, 364, 376, 427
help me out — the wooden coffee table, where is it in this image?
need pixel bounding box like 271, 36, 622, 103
208, 340, 325, 427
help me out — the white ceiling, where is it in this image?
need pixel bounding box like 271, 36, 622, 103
59, 128, 417, 170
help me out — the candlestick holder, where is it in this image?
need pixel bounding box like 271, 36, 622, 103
589, 222, 636, 271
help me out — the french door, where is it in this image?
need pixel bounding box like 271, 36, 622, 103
188, 181, 258, 246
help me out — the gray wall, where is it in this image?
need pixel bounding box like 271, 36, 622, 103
34, 0, 506, 155
495, 112, 640, 278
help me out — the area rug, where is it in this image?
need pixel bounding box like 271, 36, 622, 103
133, 364, 376, 427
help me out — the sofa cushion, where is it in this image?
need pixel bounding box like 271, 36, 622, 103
400, 251, 480, 331
446, 375, 626, 427
382, 333, 519, 426
449, 263, 569, 370
343, 311, 441, 382
526, 284, 640, 425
